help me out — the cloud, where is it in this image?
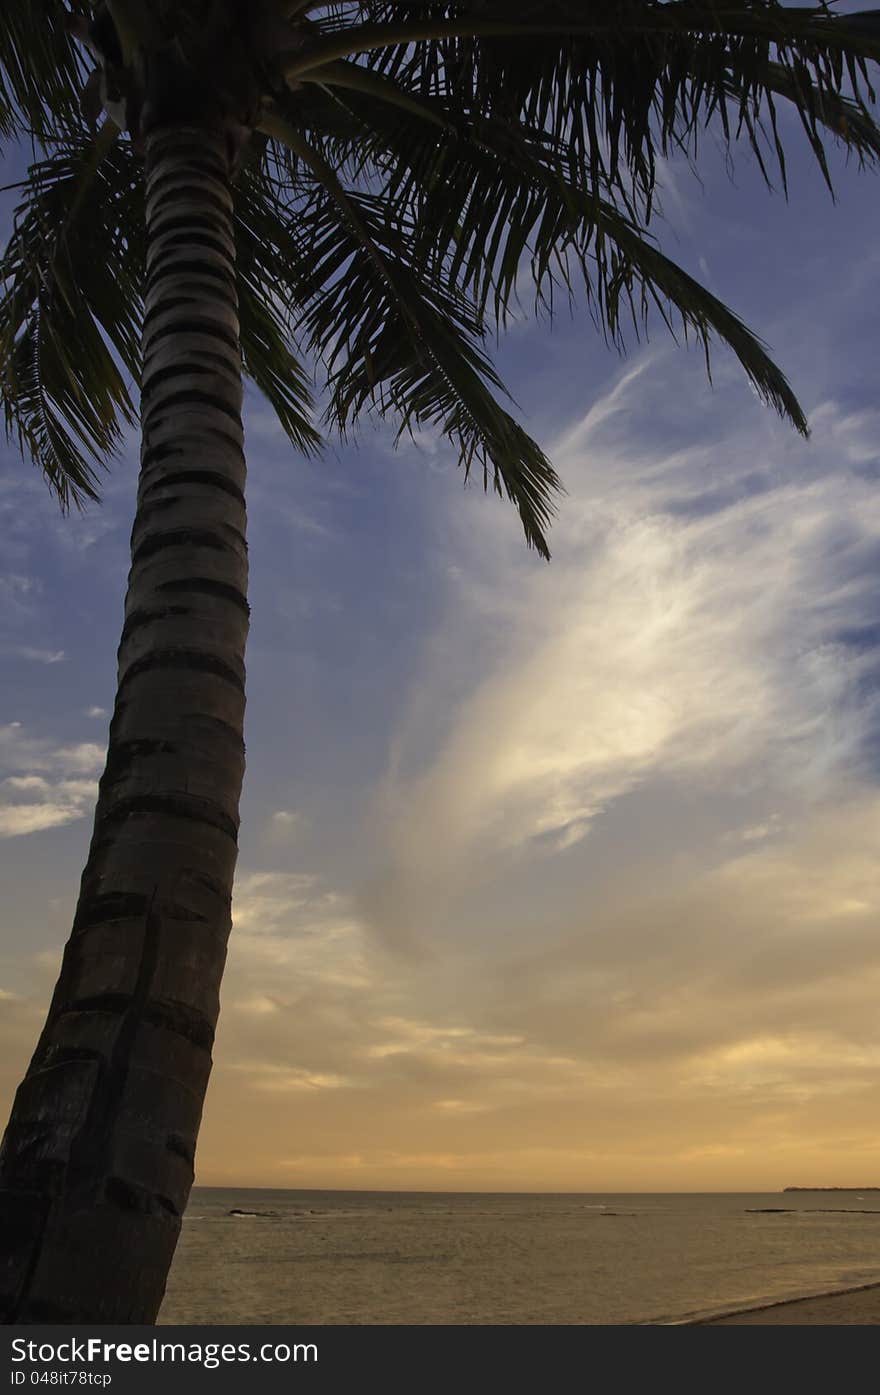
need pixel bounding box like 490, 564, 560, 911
0, 776, 99, 838
0, 575, 35, 597
471, 795, 880, 1095
231, 870, 320, 934
229, 870, 372, 989
357, 355, 880, 954
0, 726, 105, 773
52, 743, 106, 774
267, 809, 306, 841
0, 574, 40, 627
15, 648, 65, 664
0, 725, 103, 838
228, 1062, 357, 1093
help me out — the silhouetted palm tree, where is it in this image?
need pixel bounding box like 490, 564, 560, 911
1, 0, 878, 1323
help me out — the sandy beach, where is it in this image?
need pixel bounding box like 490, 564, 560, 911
696, 1282, 880, 1324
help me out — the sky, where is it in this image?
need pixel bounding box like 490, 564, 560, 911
2, 77, 880, 1193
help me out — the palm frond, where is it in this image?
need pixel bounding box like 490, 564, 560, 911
281, 72, 808, 432
289, 2, 880, 211
290, 4, 880, 79
728, 56, 880, 190
260, 109, 560, 557
0, 0, 87, 140
4, 0, 880, 538
0, 125, 325, 502
233, 166, 324, 456
583, 197, 808, 432
0, 123, 144, 507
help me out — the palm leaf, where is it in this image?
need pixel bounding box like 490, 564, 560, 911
288, 2, 880, 212
233, 165, 324, 456
4, 0, 880, 531
0, 0, 87, 139
0, 123, 323, 504
260, 108, 561, 557
279, 69, 808, 432
0, 123, 143, 506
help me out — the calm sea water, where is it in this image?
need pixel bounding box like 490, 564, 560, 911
158, 1189, 880, 1325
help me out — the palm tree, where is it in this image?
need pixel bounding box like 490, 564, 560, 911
0, 0, 878, 1325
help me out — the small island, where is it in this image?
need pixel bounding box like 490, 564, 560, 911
783, 1187, 880, 1192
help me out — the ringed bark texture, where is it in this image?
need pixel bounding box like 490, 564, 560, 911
0, 124, 248, 1324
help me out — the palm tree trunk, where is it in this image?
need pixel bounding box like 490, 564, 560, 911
0, 122, 248, 1324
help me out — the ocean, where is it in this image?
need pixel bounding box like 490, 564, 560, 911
157, 1188, 880, 1325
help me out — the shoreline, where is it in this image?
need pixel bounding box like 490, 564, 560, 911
662, 1279, 880, 1325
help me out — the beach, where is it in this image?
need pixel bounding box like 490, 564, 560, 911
698, 1282, 880, 1324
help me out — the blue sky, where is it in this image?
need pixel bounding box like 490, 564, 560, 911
2, 91, 880, 1190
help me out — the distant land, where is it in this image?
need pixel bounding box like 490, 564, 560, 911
783, 1187, 880, 1192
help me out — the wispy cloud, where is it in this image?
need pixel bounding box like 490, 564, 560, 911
230, 870, 371, 989
359, 353, 880, 954
267, 809, 306, 841
0, 725, 103, 838
14, 647, 65, 665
